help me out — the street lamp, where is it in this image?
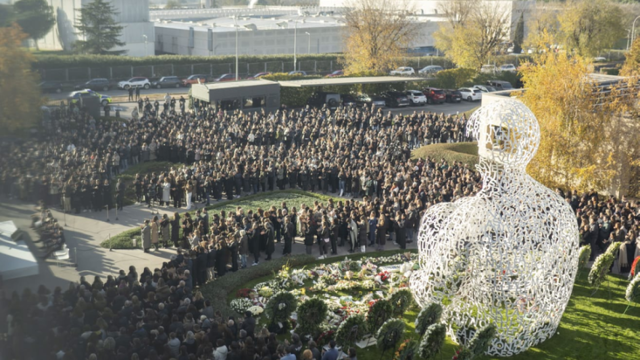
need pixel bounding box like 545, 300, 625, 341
305, 32, 311, 54
632, 15, 640, 48
234, 22, 257, 81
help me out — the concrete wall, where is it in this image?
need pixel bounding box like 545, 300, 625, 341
36, 0, 154, 57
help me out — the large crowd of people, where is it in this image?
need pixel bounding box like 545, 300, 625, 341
1, 98, 639, 360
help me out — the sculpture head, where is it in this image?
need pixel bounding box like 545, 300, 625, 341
466, 99, 540, 171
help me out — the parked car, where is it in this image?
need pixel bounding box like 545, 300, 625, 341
389, 67, 415, 75
307, 91, 341, 109
70, 90, 112, 106
422, 87, 445, 104
117, 77, 150, 90
40, 81, 63, 93
480, 65, 498, 74
181, 74, 209, 86
340, 94, 357, 107
472, 85, 497, 93
246, 72, 271, 80
152, 76, 181, 88
487, 80, 514, 90
381, 91, 410, 107
499, 64, 516, 73
418, 65, 444, 75
405, 90, 427, 105
443, 89, 462, 103
326, 70, 344, 78
213, 73, 238, 82
74, 78, 111, 91
356, 93, 386, 108
458, 87, 482, 102
288, 71, 307, 76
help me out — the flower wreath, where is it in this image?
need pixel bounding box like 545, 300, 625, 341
415, 303, 443, 336
578, 245, 591, 270
417, 323, 446, 360
296, 297, 328, 337
230, 298, 253, 314
467, 323, 497, 357
393, 339, 418, 360
631, 256, 640, 278
389, 289, 414, 318
626, 273, 640, 303
335, 314, 367, 348
588, 252, 615, 287
366, 299, 392, 331
264, 291, 298, 326
375, 318, 406, 351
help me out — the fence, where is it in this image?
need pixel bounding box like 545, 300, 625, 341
38, 60, 349, 83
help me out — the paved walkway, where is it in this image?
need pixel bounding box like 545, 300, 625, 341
0, 197, 417, 294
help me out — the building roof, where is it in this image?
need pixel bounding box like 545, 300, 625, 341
278, 76, 427, 87
197, 79, 279, 90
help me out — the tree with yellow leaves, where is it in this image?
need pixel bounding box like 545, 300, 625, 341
0, 24, 42, 133
520, 32, 640, 196
434, 1, 511, 70
341, 0, 417, 74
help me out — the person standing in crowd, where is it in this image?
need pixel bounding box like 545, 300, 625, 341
160, 213, 171, 248
282, 215, 294, 256
162, 177, 171, 206
135, 85, 141, 101
151, 215, 159, 251
128, 86, 134, 101
141, 219, 151, 253
116, 178, 125, 211
170, 212, 181, 248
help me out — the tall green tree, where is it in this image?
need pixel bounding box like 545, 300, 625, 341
74, 0, 125, 55
0, 4, 14, 27
513, 12, 524, 54
13, 0, 55, 50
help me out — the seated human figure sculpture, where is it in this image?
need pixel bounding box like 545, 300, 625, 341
410, 99, 579, 356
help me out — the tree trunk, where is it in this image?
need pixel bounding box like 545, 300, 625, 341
34, 38, 39, 51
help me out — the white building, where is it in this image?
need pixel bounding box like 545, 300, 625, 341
36, 0, 154, 56
152, 6, 441, 57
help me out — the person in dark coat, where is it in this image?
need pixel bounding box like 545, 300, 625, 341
196, 247, 208, 287
329, 218, 338, 255
215, 237, 227, 277
263, 219, 274, 261
207, 244, 217, 281
376, 211, 388, 251
282, 216, 295, 256
394, 212, 407, 249
170, 212, 181, 248
241, 311, 256, 339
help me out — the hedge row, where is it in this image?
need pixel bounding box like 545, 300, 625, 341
34, 53, 532, 71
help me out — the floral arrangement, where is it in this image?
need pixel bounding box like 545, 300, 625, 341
296, 297, 329, 337
415, 303, 443, 336
452, 347, 473, 360
626, 273, 640, 303
467, 324, 497, 357
316, 329, 335, 345
375, 271, 391, 284
418, 323, 446, 360
335, 314, 367, 347
606, 241, 623, 256
366, 299, 392, 331
375, 318, 406, 351
236, 288, 257, 298
258, 286, 274, 298
230, 298, 253, 314
393, 339, 418, 360
588, 252, 615, 287
264, 291, 298, 330
631, 256, 640, 278
578, 246, 591, 270
248, 305, 264, 316
389, 289, 414, 318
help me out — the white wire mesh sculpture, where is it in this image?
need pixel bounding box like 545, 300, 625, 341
410, 99, 579, 357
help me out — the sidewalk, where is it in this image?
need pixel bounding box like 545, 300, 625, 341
0, 198, 417, 294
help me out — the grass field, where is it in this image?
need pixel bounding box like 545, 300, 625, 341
100, 190, 341, 249
226, 254, 640, 360
412, 142, 479, 167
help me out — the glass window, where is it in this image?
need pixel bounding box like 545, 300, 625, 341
243, 96, 266, 108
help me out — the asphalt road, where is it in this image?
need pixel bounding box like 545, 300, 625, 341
46, 86, 189, 101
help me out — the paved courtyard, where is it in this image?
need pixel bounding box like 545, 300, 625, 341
0, 197, 418, 294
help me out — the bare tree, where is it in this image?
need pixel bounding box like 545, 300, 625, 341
341, 0, 418, 74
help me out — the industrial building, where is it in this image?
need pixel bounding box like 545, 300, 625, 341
33, 0, 155, 56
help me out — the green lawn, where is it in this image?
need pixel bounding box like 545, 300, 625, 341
100, 190, 341, 248
412, 142, 479, 167
226, 254, 640, 360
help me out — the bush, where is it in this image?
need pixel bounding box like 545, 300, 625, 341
412, 142, 479, 168
431, 68, 477, 89
100, 228, 141, 249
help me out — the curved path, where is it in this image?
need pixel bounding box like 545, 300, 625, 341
0, 197, 418, 294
